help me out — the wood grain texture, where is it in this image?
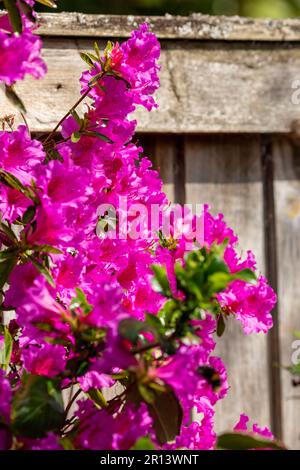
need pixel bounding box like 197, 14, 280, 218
273, 138, 300, 449
1, 38, 300, 134
33, 12, 300, 42
184, 135, 271, 433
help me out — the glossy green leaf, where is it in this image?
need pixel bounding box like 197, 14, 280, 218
22, 206, 36, 225
4, 0, 23, 33
80, 52, 94, 68
86, 388, 108, 409
0, 256, 18, 289
35, 0, 57, 8
12, 375, 64, 438
30, 245, 62, 255
0, 169, 26, 193
82, 130, 113, 144
94, 41, 101, 61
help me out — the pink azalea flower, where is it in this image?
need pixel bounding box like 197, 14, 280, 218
22, 343, 66, 377
234, 413, 274, 445
0, 29, 46, 86
0, 125, 45, 183
21, 433, 62, 450
217, 276, 276, 334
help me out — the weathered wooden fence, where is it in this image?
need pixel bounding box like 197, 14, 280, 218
1, 12, 300, 449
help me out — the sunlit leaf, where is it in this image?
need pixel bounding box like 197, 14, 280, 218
131, 436, 156, 450
30, 245, 62, 255
71, 131, 81, 143
4, 0, 22, 33
0, 327, 13, 371
151, 265, 171, 297
29, 258, 55, 287
35, 0, 57, 8
217, 432, 286, 450
80, 52, 94, 68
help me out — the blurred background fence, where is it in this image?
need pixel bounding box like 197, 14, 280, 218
1, 5, 300, 449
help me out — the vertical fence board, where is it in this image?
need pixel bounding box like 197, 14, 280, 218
273, 138, 300, 449
142, 134, 176, 202
184, 135, 271, 433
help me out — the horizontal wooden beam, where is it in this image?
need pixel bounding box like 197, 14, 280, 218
35, 12, 300, 42
1, 14, 300, 133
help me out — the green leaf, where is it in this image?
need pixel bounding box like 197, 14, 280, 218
82, 131, 113, 144
71, 110, 82, 126
208, 271, 232, 293
59, 437, 75, 450
12, 375, 65, 438
94, 41, 101, 61
0, 169, 38, 203
30, 245, 62, 255
22, 206, 36, 225
71, 131, 81, 143
0, 256, 18, 289
216, 314, 226, 337
0, 247, 18, 261
145, 313, 163, 333
29, 258, 55, 287
0, 327, 13, 371
88, 72, 104, 87
131, 436, 156, 450
35, 0, 57, 8
80, 52, 94, 68
0, 221, 18, 244
70, 288, 92, 315
147, 385, 183, 445
206, 255, 229, 276
233, 268, 257, 284
5, 85, 26, 113
151, 265, 171, 297
4, 0, 23, 33
86, 389, 108, 409
0, 169, 27, 193
118, 318, 149, 346
217, 432, 286, 450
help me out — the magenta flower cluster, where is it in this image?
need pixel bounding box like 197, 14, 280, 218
0, 1, 46, 86
0, 4, 277, 451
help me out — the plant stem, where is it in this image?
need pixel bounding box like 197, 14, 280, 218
64, 387, 82, 419
43, 86, 92, 145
